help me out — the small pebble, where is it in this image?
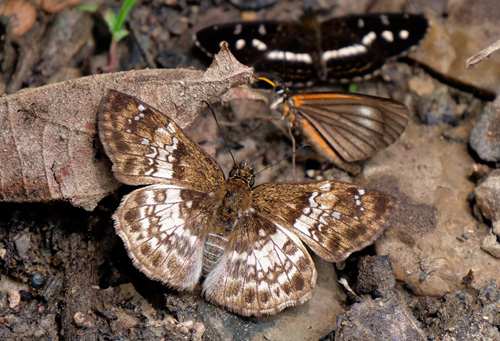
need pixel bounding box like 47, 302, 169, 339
14, 232, 30, 259
8, 290, 21, 309
181, 320, 194, 329
30, 272, 46, 289
74, 312, 93, 328
192, 322, 206, 341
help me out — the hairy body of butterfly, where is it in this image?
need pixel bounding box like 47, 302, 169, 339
98, 89, 396, 316
195, 13, 428, 83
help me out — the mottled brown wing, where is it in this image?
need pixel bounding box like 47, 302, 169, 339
98, 89, 225, 192
114, 184, 211, 290
202, 215, 317, 317
289, 92, 409, 164
251, 181, 395, 262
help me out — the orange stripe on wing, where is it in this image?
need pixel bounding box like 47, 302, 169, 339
300, 119, 339, 159
292, 93, 363, 106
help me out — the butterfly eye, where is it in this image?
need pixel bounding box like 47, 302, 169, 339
249, 176, 255, 187
269, 86, 287, 110
275, 84, 285, 95
229, 168, 237, 178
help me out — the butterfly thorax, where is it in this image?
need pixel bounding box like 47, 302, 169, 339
300, 11, 327, 80
268, 85, 297, 124
202, 161, 255, 276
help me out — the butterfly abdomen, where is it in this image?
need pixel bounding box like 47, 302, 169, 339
202, 233, 229, 276
202, 180, 252, 276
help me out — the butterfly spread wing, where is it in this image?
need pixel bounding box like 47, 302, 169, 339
289, 93, 409, 164
98, 90, 225, 289
203, 215, 316, 317
251, 181, 395, 263
195, 14, 427, 81
98, 89, 225, 192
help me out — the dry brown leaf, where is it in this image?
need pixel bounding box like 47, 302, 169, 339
40, 0, 81, 14
0, 45, 257, 210
0, 0, 36, 36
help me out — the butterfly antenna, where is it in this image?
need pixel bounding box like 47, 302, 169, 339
255, 145, 310, 175
202, 101, 238, 168
258, 76, 276, 88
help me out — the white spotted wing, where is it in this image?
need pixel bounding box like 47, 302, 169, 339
98, 90, 395, 317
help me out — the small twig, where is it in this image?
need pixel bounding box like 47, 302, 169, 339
466, 38, 500, 68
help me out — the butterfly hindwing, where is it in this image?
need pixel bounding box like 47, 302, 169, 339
98, 90, 225, 192
251, 181, 395, 263
288, 92, 410, 164
203, 215, 316, 317
114, 184, 211, 290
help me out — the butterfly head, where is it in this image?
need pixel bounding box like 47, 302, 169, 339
271, 84, 293, 114
258, 77, 289, 111
228, 160, 256, 188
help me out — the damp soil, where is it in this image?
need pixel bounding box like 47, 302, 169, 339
1, 0, 500, 340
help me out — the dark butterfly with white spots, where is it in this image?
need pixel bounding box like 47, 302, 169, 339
195, 13, 428, 83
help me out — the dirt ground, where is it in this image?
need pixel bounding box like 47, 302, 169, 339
2, 0, 500, 340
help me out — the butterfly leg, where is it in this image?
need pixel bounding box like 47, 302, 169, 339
287, 122, 297, 179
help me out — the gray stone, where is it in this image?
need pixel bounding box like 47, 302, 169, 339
355, 255, 395, 298
335, 296, 425, 340
470, 97, 500, 162
14, 230, 31, 259
417, 89, 460, 125
474, 170, 500, 234
482, 234, 500, 259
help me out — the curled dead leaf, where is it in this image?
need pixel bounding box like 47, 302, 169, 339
0, 0, 36, 36
0, 44, 256, 210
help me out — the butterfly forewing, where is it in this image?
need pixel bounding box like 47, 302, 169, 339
289, 92, 410, 164
98, 90, 225, 192
114, 184, 210, 290
251, 181, 395, 262
196, 21, 282, 65
203, 215, 316, 317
